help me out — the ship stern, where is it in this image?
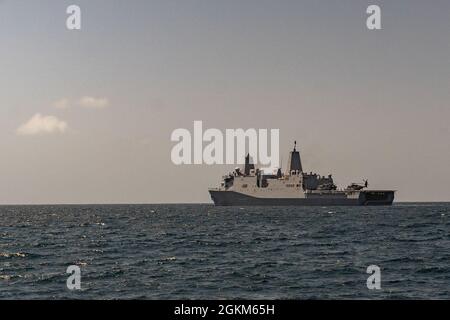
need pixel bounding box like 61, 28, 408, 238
358, 190, 395, 205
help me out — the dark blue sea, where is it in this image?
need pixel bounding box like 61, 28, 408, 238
0, 203, 448, 299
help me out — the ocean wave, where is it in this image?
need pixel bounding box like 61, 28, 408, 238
0, 252, 26, 258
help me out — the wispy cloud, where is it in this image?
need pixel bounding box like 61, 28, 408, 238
78, 96, 109, 109
52, 98, 71, 110
52, 96, 110, 110
16, 114, 68, 136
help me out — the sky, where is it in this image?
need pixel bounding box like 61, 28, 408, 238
0, 0, 449, 204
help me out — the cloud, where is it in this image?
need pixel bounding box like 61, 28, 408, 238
16, 114, 68, 136
53, 98, 71, 109
78, 96, 109, 109
52, 96, 110, 110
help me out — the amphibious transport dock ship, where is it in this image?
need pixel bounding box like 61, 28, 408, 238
209, 142, 395, 206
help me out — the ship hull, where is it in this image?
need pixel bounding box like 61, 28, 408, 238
209, 190, 394, 206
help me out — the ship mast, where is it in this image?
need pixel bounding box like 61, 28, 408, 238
286, 141, 303, 175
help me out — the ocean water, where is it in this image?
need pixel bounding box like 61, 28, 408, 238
0, 203, 448, 299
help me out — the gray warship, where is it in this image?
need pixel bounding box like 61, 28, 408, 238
209, 142, 395, 206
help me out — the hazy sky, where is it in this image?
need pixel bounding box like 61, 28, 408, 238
1, 0, 449, 204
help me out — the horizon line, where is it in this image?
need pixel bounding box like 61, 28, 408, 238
1, 201, 450, 206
